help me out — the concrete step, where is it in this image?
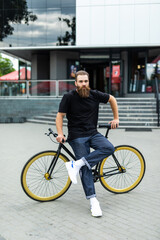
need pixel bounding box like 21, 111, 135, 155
33, 115, 158, 122
27, 119, 55, 125
27, 97, 159, 129
46, 109, 157, 116
115, 97, 155, 102
45, 112, 157, 117
100, 105, 156, 110
98, 120, 157, 127
101, 112, 157, 117
101, 102, 156, 106
27, 118, 158, 128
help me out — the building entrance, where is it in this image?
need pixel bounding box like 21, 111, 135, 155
81, 63, 108, 92
81, 60, 123, 96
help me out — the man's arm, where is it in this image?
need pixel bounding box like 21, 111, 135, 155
108, 95, 119, 129
56, 112, 66, 143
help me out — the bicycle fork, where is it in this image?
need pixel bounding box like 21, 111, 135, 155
112, 153, 126, 173
44, 144, 63, 180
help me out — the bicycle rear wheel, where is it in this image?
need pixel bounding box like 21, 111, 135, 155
99, 145, 146, 193
21, 151, 71, 202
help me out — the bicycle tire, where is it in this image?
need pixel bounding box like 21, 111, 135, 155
21, 151, 71, 202
99, 145, 146, 193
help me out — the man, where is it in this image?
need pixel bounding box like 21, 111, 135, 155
56, 70, 119, 217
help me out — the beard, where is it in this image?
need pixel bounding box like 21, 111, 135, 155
77, 86, 90, 98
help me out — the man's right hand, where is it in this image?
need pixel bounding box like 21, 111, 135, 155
56, 134, 66, 143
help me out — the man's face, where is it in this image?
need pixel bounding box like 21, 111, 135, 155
75, 75, 90, 98
75, 75, 89, 88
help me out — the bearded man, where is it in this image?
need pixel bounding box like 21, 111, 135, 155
56, 70, 119, 217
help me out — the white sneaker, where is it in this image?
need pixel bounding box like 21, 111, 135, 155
65, 161, 80, 184
90, 200, 102, 217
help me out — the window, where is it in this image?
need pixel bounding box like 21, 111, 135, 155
146, 48, 160, 93
129, 50, 146, 93
67, 60, 80, 79
0, 0, 76, 47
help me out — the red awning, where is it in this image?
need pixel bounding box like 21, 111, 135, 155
0, 68, 31, 81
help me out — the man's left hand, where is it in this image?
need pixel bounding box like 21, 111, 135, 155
109, 119, 119, 129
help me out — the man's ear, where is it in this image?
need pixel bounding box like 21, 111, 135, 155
75, 81, 77, 87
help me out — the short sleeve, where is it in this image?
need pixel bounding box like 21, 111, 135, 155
58, 94, 70, 113
95, 90, 110, 103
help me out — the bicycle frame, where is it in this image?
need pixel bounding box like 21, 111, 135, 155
46, 139, 124, 181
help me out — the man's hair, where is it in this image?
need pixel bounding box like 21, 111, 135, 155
75, 70, 89, 81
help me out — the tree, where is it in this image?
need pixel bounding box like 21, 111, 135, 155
0, 54, 15, 76
57, 17, 76, 45
0, 0, 37, 41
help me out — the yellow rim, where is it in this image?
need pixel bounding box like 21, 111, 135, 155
22, 152, 71, 201
100, 146, 145, 193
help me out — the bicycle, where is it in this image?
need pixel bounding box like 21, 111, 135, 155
21, 124, 146, 202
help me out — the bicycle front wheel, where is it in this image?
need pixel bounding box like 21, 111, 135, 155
21, 151, 71, 202
99, 145, 146, 193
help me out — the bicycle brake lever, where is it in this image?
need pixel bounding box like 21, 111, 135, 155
45, 132, 50, 136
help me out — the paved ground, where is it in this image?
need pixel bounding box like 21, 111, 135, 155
0, 123, 160, 240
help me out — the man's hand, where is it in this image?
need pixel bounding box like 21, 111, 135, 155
109, 119, 119, 129
56, 134, 66, 143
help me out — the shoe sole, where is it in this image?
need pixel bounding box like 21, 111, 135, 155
91, 211, 102, 217
92, 214, 102, 217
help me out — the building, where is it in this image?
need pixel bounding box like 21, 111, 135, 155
0, 0, 160, 99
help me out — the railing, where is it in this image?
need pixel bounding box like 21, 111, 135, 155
0, 79, 75, 98
155, 77, 160, 127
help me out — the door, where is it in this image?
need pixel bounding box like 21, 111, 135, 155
107, 60, 124, 97
81, 63, 109, 92
80, 60, 123, 96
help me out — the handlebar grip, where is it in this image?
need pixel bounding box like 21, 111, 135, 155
99, 124, 111, 129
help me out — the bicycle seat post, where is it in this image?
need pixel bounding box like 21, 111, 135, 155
99, 124, 111, 138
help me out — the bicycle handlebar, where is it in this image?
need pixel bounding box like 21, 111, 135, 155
46, 128, 66, 143
46, 124, 112, 141
45, 128, 58, 137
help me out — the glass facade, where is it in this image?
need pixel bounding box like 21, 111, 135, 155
146, 49, 160, 93
0, 0, 76, 47
128, 48, 160, 94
